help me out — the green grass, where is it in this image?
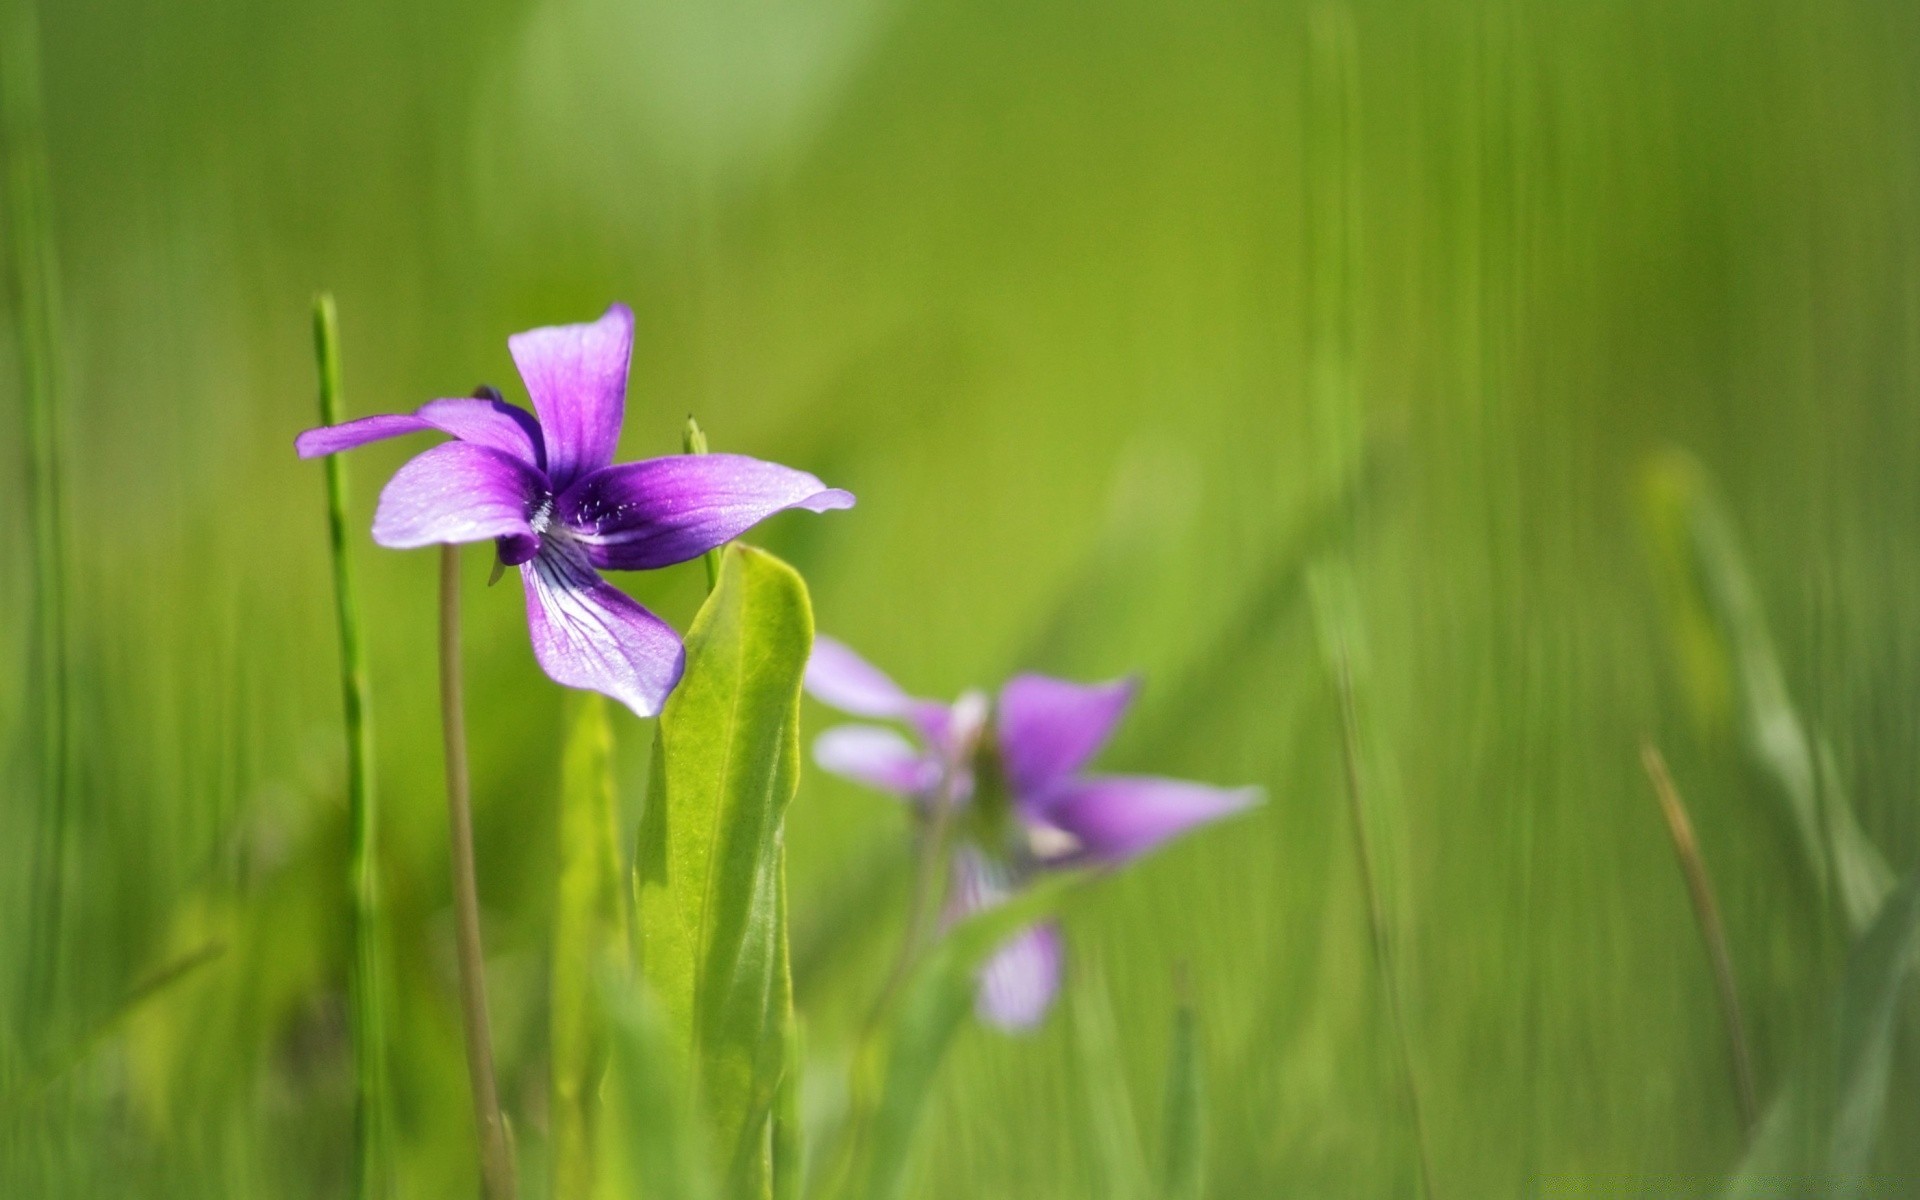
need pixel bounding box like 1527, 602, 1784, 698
6, 0, 1920, 1194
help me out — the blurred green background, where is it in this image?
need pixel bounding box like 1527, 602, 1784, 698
6, 0, 1920, 1194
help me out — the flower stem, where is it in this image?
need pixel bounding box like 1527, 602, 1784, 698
439, 544, 516, 1200
313, 294, 392, 1200
1640, 740, 1758, 1135
2, 0, 72, 1053
682, 415, 723, 591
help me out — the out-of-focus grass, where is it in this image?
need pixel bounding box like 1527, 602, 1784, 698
5, 0, 1920, 1195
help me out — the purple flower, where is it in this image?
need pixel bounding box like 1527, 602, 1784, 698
805, 636, 1260, 1031
297, 304, 853, 717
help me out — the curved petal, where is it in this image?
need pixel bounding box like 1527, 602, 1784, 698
371, 442, 547, 549
813, 725, 940, 796
1032, 775, 1261, 866
996, 674, 1140, 799
557, 454, 855, 571
296, 413, 432, 458
806, 635, 914, 718
415, 397, 545, 468
296, 397, 546, 470
508, 304, 633, 490
521, 540, 684, 718
976, 921, 1063, 1032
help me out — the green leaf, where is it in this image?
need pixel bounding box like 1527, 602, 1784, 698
1724, 872, 1920, 1198
635, 544, 811, 1198
1158, 995, 1206, 1200
850, 871, 1086, 1200
551, 692, 629, 1200
599, 967, 717, 1200
1641, 450, 1894, 935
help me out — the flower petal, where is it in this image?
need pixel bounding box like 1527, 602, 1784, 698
976, 921, 1064, 1032
296, 413, 433, 458
805, 635, 914, 718
370, 442, 547, 549
996, 674, 1140, 799
508, 304, 633, 490
296, 397, 547, 469
813, 724, 940, 796
556, 454, 854, 571
1032, 775, 1261, 866
521, 539, 684, 718
415, 397, 546, 468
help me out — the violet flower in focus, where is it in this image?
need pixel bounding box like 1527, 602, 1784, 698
805, 636, 1261, 1030
297, 304, 853, 717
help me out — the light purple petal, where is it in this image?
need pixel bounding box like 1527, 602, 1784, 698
996, 674, 1140, 799
521, 539, 684, 718
806, 635, 915, 718
508, 304, 633, 490
813, 725, 940, 796
370, 442, 547, 549
296, 398, 546, 469
556, 454, 854, 571
1032, 775, 1261, 866
415, 397, 546, 468
296, 413, 433, 458
976, 921, 1064, 1032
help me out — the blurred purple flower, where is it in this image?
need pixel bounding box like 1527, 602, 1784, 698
298, 304, 853, 717
805, 636, 1260, 1031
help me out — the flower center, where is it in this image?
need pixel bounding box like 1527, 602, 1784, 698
528, 496, 555, 535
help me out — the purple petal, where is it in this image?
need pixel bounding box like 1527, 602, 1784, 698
508, 304, 633, 490
976, 921, 1064, 1032
370, 442, 547, 549
805, 635, 915, 718
1031, 775, 1261, 866
556, 454, 854, 571
996, 674, 1140, 799
296, 413, 433, 458
521, 540, 684, 718
296, 398, 547, 469
813, 725, 940, 796
415, 397, 546, 468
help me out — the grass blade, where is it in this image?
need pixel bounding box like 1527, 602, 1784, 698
1724, 872, 1920, 1198
635, 543, 811, 1198
310, 293, 393, 1200
600, 967, 717, 1200
1068, 962, 1149, 1200
2, 0, 73, 1055
1640, 742, 1758, 1135
1157, 981, 1206, 1200
552, 691, 628, 1200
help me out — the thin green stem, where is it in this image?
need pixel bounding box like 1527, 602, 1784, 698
683, 415, 723, 591
1332, 647, 1438, 1200
440, 545, 516, 1200
312, 294, 392, 1200
1641, 741, 1759, 1135
2, 0, 71, 1053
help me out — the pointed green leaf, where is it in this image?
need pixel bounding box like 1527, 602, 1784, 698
635, 544, 810, 1198
1725, 873, 1920, 1198
1641, 451, 1893, 934
1158, 997, 1206, 1200
552, 692, 629, 1200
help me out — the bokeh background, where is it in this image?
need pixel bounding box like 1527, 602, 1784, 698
5, 0, 1920, 1194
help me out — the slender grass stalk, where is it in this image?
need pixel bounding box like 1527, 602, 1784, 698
2, 0, 72, 1053
439, 544, 516, 1200
1640, 741, 1759, 1135
682, 415, 723, 590
311, 294, 392, 1200
1331, 647, 1438, 1200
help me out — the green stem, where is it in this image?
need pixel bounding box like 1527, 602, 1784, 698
1332, 647, 1438, 1200
440, 545, 516, 1200
313, 295, 392, 1200
683, 415, 723, 591
2, 0, 71, 1053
